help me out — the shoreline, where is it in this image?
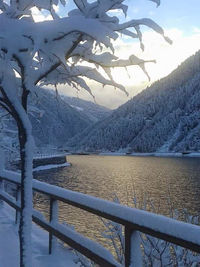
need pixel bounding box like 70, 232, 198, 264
70, 152, 200, 158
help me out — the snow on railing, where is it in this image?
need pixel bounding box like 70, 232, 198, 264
1, 168, 200, 266
33, 153, 67, 159
14, 153, 68, 161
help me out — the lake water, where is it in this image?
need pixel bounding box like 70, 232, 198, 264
34, 155, 200, 247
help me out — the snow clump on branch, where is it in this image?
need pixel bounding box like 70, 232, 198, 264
0, 0, 172, 104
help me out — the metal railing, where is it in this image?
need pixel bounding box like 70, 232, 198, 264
0, 169, 200, 266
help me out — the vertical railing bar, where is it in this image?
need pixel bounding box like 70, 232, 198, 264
15, 185, 21, 224
0, 178, 3, 205
0, 151, 5, 206
125, 226, 132, 267
125, 226, 142, 267
49, 197, 53, 254
49, 197, 58, 254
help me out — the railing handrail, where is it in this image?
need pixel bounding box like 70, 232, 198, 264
0, 189, 119, 267
1, 169, 200, 266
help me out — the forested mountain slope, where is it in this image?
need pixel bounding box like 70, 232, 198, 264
67, 51, 200, 153
29, 89, 92, 148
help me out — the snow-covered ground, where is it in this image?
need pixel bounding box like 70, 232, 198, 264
131, 152, 182, 157
97, 151, 200, 157
33, 162, 70, 172
131, 152, 200, 157
99, 152, 127, 156
0, 203, 78, 267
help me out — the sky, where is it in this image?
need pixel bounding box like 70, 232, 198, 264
34, 0, 200, 109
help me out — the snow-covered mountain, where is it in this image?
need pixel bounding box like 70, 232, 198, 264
0, 88, 110, 153
29, 89, 92, 148
60, 95, 111, 122
67, 51, 200, 153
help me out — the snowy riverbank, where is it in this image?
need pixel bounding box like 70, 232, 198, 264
98, 152, 200, 158
0, 203, 78, 267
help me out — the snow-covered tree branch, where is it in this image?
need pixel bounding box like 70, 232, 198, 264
0, 0, 171, 266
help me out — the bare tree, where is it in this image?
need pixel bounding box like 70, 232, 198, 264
0, 0, 171, 266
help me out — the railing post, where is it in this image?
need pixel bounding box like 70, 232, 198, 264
0, 151, 5, 205
125, 226, 142, 267
15, 185, 21, 224
49, 197, 58, 254
0, 178, 4, 205
0, 151, 5, 171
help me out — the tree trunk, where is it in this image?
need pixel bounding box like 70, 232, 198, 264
18, 116, 34, 267
0, 82, 34, 266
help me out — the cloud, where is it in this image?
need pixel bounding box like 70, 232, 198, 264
111, 28, 200, 87
53, 4, 60, 13
193, 27, 200, 34
44, 23, 200, 109
132, 8, 139, 14
57, 80, 145, 110
31, 7, 52, 22
148, 10, 155, 16
58, 28, 200, 109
